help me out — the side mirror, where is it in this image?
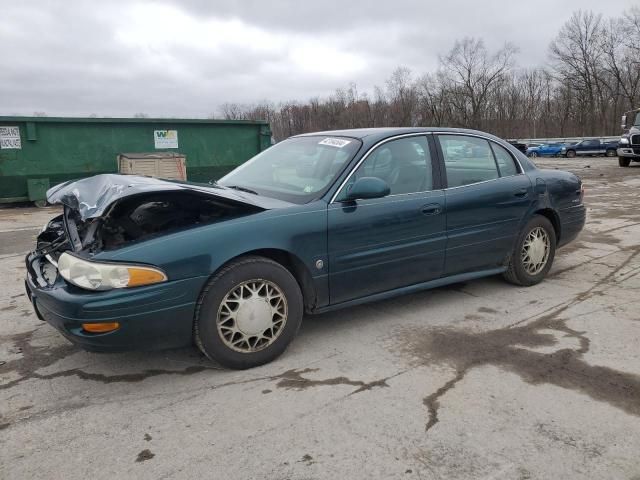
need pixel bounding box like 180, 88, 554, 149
344, 177, 390, 201
621, 115, 627, 130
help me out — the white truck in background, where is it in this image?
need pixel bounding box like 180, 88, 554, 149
618, 108, 640, 167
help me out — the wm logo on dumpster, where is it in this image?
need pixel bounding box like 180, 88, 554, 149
154, 130, 178, 149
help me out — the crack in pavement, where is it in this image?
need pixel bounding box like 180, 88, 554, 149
0, 329, 210, 391
274, 367, 391, 394
399, 247, 640, 433
1, 332, 395, 430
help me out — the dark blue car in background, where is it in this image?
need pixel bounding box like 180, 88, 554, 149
561, 139, 619, 157
26, 127, 586, 369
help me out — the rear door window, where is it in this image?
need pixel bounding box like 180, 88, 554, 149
438, 135, 499, 188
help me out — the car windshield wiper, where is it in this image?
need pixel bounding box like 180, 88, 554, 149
225, 185, 259, 195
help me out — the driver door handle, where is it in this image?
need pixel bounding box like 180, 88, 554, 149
421, 203, 442, 216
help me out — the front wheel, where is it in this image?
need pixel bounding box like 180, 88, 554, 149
503, 215, 556, 286
528, 151, 538, 158
566, 150, 576, 158
619, 157, 631, 167
194, 256, 303, 369
606, 149, 616, 157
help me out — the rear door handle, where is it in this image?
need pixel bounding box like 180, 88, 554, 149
421, 203, 442, 216
514, 188, 528, 197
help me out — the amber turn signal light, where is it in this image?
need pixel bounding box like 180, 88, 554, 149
82, 322, 120, 333
127, 267, 167, 287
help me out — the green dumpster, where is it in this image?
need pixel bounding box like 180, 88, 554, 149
0, 117, 272, 205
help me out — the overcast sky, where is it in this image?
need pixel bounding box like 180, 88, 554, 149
1, 0, 637, 118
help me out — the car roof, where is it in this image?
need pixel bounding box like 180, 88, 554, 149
293, 127, 537, 172
293, 127, 507, 144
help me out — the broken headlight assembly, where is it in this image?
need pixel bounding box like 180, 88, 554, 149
57, 252, 167, 291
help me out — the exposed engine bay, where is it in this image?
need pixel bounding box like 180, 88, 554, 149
28, 191, 262, 287
41, 191, 261, 254
26, 174, 288, 288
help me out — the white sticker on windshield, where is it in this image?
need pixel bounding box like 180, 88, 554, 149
319, 138, 351, 148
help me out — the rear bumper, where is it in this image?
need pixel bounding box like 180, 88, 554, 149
558, 204, 586, 248
618, 147, 640, 158
25, 262, 208, 352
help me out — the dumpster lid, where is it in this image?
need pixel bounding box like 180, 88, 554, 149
119, 152, 185, 159
46, 174, 292, 220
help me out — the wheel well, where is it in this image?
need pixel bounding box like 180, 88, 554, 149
534, 208, 560, 242
227, 249, 317, 312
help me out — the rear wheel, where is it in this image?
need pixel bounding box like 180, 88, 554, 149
503, 215, 556, 286
194, 256, 303, 369
619, 157, 631, 167
528, 151, 538, 158
606, 148, 616, 157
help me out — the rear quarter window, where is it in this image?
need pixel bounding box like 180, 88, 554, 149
491, 143, 519, 177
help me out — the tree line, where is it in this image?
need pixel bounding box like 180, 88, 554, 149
219, 9, 640, 141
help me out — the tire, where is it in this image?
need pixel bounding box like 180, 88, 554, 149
503, 215, 557, 286
194, 256, 303, 369
619, 157, 631, 167
529, 151, 538, 158
33, 200, 47, 208
606, 149, 616, 157
566, 150, 576, 158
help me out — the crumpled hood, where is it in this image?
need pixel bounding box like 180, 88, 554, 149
47, 174, 292, 220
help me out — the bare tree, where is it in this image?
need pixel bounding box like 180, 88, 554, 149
216, 10, 637, 142
601, 8, 640, 116
386, 67, 418, 126
550, 11, 607, 135
439, 37, 518, 129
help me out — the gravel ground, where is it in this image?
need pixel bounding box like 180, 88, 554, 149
1, 156, 639, 479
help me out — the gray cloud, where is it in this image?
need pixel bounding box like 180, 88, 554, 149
0, 0, 637, 117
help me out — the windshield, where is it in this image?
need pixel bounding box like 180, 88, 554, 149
634, 112, 640, 127
219, 136, 361, 204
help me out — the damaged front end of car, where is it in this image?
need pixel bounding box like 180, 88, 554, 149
24, 174, 274, 350
27, 174, 269, 289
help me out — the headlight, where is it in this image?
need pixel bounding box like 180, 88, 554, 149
619, 137, 629, 145
561, 147, 566, 151
57, 252, 167, 291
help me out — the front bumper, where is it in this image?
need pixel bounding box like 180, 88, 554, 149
25, 253, 208, 352
617, 147, 640, 158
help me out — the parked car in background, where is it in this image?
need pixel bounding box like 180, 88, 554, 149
507, 140, 527, 154
26, 127, 586, 369
526, 143, 567, 158
561, 139, 618, 158
618, 108, 640, 167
